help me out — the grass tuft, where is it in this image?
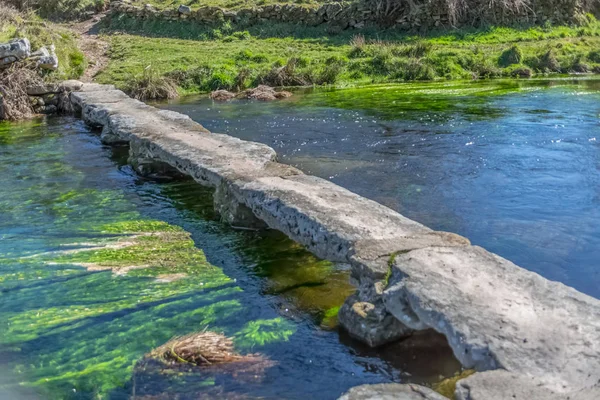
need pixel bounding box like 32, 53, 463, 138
124, 67, 179, 100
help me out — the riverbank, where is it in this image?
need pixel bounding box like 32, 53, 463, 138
91, 10, 600, 98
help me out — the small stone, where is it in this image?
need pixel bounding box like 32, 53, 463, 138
178, 4, 192, 14
59, 80, 84, 92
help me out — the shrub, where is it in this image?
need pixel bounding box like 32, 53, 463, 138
401, 41, 433, 58
234, 67, 252, 91
498, 45, 523, 67
571, 57, 590, 73
317, 57, 346, 84
68, 50, 86, 78
208, 69, 236, 90
257, 58, 311, 87
369, 46, 394, 75
538, 50, 561, 72
506, 65, 533, 78
588, 50, 600, 63
471, 57, 502, 78
395, 59, 437, 81
232, 30, 251, 40
349, 34, 366, 58
124, 68, 178, 100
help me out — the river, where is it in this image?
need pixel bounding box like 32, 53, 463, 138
0, 117, 458, 399
160, 79, 600, 299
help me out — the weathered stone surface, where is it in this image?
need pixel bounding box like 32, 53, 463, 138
383, 246, 600, 393
27, 83, 59, 96
0, 38, 30, 65
338, 383, 447, 400
455, 370, 600, 400
37, 45, 58, 70
59, 80, 84, 92
338, 289, 412, 347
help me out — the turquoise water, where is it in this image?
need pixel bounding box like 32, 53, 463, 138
161, 79, 600, 299
0, 117, 460, 399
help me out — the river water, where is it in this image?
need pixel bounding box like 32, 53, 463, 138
160, 79, 600, 299
0, 118, 459, 399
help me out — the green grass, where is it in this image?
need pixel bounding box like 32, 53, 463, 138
128, 0, 327, 11
96, 14, 600, 96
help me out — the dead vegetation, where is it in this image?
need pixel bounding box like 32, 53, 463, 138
0, 63, 42, 120
210, 85, 292, 102
124, 67, 179, 101
149, 331, 265, 366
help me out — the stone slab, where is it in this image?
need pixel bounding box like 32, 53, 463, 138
383, 246, 600, 393
338, 383, 447, 400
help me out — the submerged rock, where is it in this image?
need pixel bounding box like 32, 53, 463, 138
210, 86, 292, 102
240, 85, 293, 101
338, 281, 412, 347
210, 89, 236, 101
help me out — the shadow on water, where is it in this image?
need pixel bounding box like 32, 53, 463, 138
0, 117, 461, 399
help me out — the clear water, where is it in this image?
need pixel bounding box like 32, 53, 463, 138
0, 118, 459, 399
160, 79, 600, 299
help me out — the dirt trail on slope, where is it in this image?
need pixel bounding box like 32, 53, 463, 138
70, 13, 109, 82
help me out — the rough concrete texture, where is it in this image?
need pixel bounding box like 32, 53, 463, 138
338, 383, 447, 400
70, 84, 600, 399
383, 246, 600, 394
455, 370, 600, 400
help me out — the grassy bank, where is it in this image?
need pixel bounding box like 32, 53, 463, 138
0, 5, 86, 80
95, 13, 600, 97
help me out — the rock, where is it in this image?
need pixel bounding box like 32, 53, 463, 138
338, 281, 412, 347
29, 46, 50, 60
41, 104, 57, 114
338, 383, 447, 400
26, 83, 59, 96
210, 89, 236, 101
58, 80, 84, 92
37, 45, 58, 70
338, 292, 412, 347
274, 90, 292, 99
178, 4, 191, 14
0, 38, 31, 64
455, 370, 600, 400
0, 56, 18, 68
382, 246, 600, 394
240, 85, 293, 101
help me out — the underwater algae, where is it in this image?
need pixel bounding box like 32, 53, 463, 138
0, 213, 298, 398
0, 121, 296, 398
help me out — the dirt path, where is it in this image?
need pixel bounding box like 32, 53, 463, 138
71, 13, 109, 82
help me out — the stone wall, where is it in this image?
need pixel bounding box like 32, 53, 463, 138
110, 0, 600, 31
26, 80, 84, 115
0, 38, 59, 71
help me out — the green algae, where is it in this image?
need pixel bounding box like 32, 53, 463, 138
234, 318, 296, 350
0, 122, 300, 399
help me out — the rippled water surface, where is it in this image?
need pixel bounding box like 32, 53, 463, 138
0, 118, 459, 399
161, 79, 600, 299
